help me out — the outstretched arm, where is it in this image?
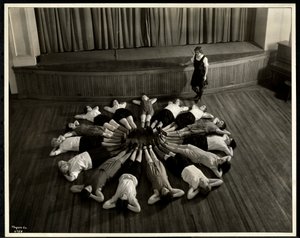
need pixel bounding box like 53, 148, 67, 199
150, 98, 157, 104
132, 100, 141, 105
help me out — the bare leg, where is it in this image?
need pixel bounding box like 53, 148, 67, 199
119, 118, 132, 130
151, 120, 158, 129
143, 146, 153, 163
126, 116, 137, 130
136, 147, 143, 162
145, 114, 152, 127
103, 138, 123, 143
103, 122, 117, 132
162, 122, 176, 131
109, 119, 128, 134
141, 114, 146, 128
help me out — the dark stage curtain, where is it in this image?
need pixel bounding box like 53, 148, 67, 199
35, 8, 256, 54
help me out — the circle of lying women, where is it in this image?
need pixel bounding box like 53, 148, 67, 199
51, 93, 236, 213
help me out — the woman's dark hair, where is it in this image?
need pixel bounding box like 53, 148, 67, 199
218, 161, 231, 175
64, 123, 72, 133
160, 191, 173, 204
79, 188, 91, 200
115, 198, 129, 212
218, 120, 227, 130
194, 46, 203, 53
198, 186, 211, 196
229, 138, 237, 150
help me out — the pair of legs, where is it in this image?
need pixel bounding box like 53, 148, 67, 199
70, 149, 133, 203
105, 119, 129, 135
118, 116, 137, 131
141, 113, 153, 128
192, 85, 204, 102
143, 145, 185, 204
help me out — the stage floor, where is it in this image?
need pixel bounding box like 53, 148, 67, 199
34, 42, 264, 72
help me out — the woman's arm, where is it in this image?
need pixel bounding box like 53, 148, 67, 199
70, 185, 85, 193
171, 188, 185, 198
103, 198, 117, 209
127, 198, 141, 213
187, 187, 199, 200
203, 57, 209, 80
89, 193, 104, 203
64, 173, 77, 182
132, 100, 141, 105
148, 190, 161, 205
63, 131, 76, 138
49, 148, 62, 156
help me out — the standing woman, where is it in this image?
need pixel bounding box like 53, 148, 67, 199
181, 46, 209, 102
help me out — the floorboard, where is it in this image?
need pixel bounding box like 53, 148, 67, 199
7, 85, 293, 235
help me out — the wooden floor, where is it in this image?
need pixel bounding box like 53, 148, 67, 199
7, 85, 293, 235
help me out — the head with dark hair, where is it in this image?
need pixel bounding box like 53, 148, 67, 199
79, 186, 92, 200
218, 161, 231, 175
198, 185, 211, 196
194, 46, 203, 54
115, 196, 129, 212
198, 178, 211, 195
224, 134, 236, 150
214, 117, 227, 130
160, 187, 174, 204
64, 123, 72, 133
229, 139, 237, 150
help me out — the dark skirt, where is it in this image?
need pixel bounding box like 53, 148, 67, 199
117, 159, 142, 180
175, 112, 196, 130
94, 114, 111, 126
164, 154, 191, 177
79, 135, 104, 152
87, 146, 113, 168
182, 134, 208, 151
151, 109, 175, 127
113, 108, 133, 122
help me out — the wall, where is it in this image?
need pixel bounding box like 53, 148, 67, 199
8, 7, 40, 94
254, 7, 292, 51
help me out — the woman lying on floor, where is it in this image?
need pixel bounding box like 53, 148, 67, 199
132, 94, 157, 128
74, 105, 129, 135
162, 104, 214, 131
70, 147, 135, 203
152, 143, 223, 199
104, 100, 137, 131
103, 145, 143, 213
163, 117, 230, 138
57, 143, 127, 182
64, 120, 125, 139
143, 145, 185, 205
158, 138, 232, 178
50, 133, 124, 156
150, 99, 189, 132
160, 133, 236, 156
